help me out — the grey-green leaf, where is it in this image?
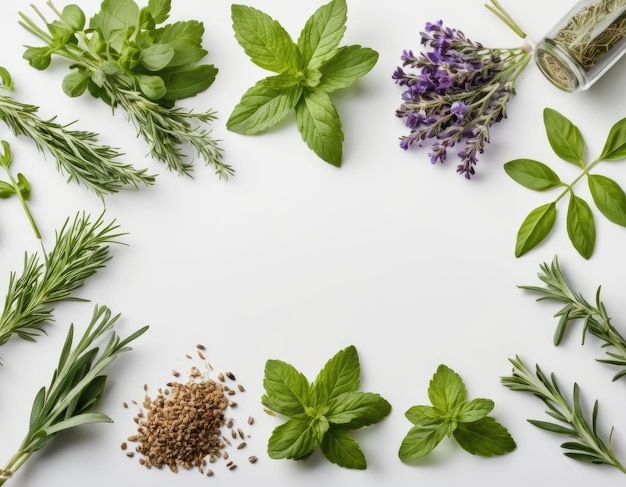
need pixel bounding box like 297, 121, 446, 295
297, 0, 347, 69
504, 158, 562, 191
588, 173, 626, 226
543, 108, 585, 167
515, 202, 557, 257
317, 45, 379, 93
566, 194, 595, 259
598, 117, 626, 161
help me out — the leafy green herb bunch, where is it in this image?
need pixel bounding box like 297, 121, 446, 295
228, 0, 379, 167
19, 0, 232, 178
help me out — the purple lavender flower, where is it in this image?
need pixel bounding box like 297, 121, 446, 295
393, 20, 531, 179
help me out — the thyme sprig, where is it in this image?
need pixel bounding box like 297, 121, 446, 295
0, 212, 123, 356
502, 355, 626, 473
521, 256, 626, 381
0, 304, 148, 485
0, 66, 155, 197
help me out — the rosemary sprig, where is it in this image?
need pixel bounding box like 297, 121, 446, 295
521, 256, 626, 381
502, 355, 626, 473
0, 304, 148, 485
0, 66, 155, 197
0, 212, 123, 355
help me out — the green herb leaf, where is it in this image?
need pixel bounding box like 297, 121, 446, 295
543, 108, 585, 167
320, 428, 366, 469
147, 0, 170, 24
313, 344, 360, 404
89, 0, 140, 40
504, 158, 562, 191
399, 417, 447, 461
160, 65, 218, 102
453, 398, 494, 423
588, 174, 626, 226
231, 4, 299, 74
566, 194, 595, 259
598, 117, 626, 161
262, 359, 312, 418
428, 364, 467, 414
452, 417, 516, 456
297, 0, 347, 68
515, 202, 557, 257
326, 391, 391, 428
295, 90, 343, 166
140, 43, 174, 71
152, 20, 208, 69
267, 417, 321, 460
317, 45, 378, 93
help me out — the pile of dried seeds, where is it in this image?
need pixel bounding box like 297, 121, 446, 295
122, 344, 256, 476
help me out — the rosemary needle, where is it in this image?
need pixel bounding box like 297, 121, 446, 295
0, 212, 123, 356
0, 304, 148, 485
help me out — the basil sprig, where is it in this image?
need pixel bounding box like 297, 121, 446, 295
505, 108, 626, 259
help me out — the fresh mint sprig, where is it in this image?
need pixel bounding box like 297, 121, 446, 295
502, 355, 626, 473
228, 0, 378, 166
505, 108, 626, 258
520, 256, 626, 381
399, 364, 515, 462
262, 345, 391, 469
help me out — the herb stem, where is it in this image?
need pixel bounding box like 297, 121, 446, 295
1, 166, 40, 239
485, 0, 527, 39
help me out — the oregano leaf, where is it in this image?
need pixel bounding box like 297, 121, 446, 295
515, 202, 557, 257
504, 158, 562, 191
598, 117, 626, 161
588, 173, 626, 226
543, 108, 585, 167
566, 194, 595, 259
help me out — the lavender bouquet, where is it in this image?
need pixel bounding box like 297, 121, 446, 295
393, 2, 532, 179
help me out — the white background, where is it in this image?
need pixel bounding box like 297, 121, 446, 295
2, 0, 626, 485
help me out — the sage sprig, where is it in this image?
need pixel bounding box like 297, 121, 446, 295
0, 304, 148, 485
505, 108, 626, 258
0, 212, 123, 357
521, 256, 626, 381
502, 355, 626, 473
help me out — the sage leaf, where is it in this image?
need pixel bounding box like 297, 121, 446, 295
515, 202, 557, 257
453, 417, 517, 456
588, 173, 626, 226
39, 412, 112, 438
297, 0, 347, 68
543, 108, 585, 167
321, 428, 366, 469
504, 158, 562, 191
598, 117, 626, 161
566, 194, 595, 259
317, 45, 379, 93
295, 90, 343, 166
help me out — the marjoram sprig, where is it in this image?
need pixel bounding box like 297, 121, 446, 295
0, 212, 123, 356
0, 304, 148, 485
520, 256, 626, 381
502, 355, 626, 473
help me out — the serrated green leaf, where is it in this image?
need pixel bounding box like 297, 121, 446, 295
227, 77, 303, 134
161, 64, 218, 101
320, 428, 366, 469
267, 417, 321, 460
453, 417, 516, 456
297, 0, 347, 68
326, 391, 391, 428
453, 398, 494, 423
398, 418, 447, 461
428, 364, 467, 414
295, 89, 343, 166
566, 194, 595, 259
405, 404, 441, 424
148, 0, 170, 24
153, 20, 208, 68
89, 0, 139, 40
262, 359, 312, 417
588, 174, 626, 226
231, 4, 299, 74
313, 344, 360, 405
515, 202, 557, 257
598, 117, 626, 161
543, 108, 585, 167
504, 158, 562, 191
140, 43, 174, 71
317, 45, 378, 93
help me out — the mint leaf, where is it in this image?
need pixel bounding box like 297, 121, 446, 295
515, 202, 557, 257
267, 417, 321, 460
566, 194, 595, 259
428, 364, 466, 414
317, 45, 378, 93
399, 417, 447, 461
295, 90, 343, 166
588, 174, 626, 226
598, 117, 626, 161
262, 359, 312, 417
453, 417, 516, 457
313, 344, 360, 404
231, 4, 299, 74
227, 78, 303, 134
504, 158, 563, 191
453, 398, 494, 423
320, 428, 366, 469
543, 108, 585, 167
297, 0, 347, 68
326, 391, 391, 428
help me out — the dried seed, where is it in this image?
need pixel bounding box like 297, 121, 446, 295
126, 452, 134, 458
196, 344, 206, 350
222, 435, 232, 446
143, 384, 148, 391
197, 350, 205, 360
247, 416, 254, 425
226, 371, 236, 381
123, 402, 128, 408
206, 469, 213, 477
224, 452, 229, 460
238, 428, 245, 440
248, 455, 257, 464
171, 369, 180, 378
217, 372, 225, 382
120, 442, 127, 450
229, 464, 237, 470
237, 442, 246, 450
237, 384, 245, 392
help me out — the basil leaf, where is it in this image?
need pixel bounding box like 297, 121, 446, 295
320, 428, 366, 469
326, 391, 391, 428
504, 158, 562, 191
262, 359, 312, 417
140, 43, 174, 71
598, 117, 626, 161
453, 398, 494, 423
543, 108, 585, 167
428, 364, 467, 414
313, 344, 360, 405
566, 194, 595, 259
453, 417, 516, 456
297, 0, 347, 69
267, 417, 322, 460
227, 77, 303, 134
295, 89, 343, 166
231, 4, 300, 74
398, 418, 447, 461
161, 64, 218, 101
317, 45, 379, 93
588, 173, 626, 226
515, 202, 557, 257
